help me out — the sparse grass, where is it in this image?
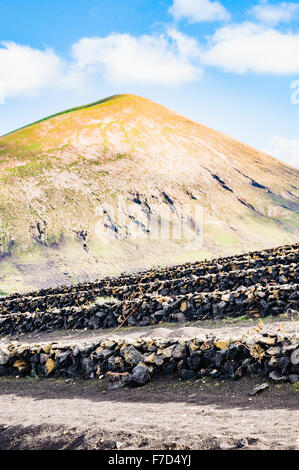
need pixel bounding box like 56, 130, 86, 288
227, 315, 248, 324
18, 245, 43, 263
106, 153, 130, 163
211, 232, 239, 247
2, 95, 126, 138
1, 158, 53, 182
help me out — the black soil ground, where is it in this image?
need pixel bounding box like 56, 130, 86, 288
0, 376, 298, 450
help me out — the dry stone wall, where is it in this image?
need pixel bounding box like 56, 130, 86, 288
1, 283, 298, 336
1, 256, 298, 315
0, 242, 298, 386
0, 332, 298, 386
1, 242, 297, 303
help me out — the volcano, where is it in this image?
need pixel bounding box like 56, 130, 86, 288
0, 94, 298, 293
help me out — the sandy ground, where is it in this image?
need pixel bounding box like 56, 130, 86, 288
0, 376, 298, 450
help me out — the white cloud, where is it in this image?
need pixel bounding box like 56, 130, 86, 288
71, 31, 202, 86
201, 22, 299, 74
3, 17, 299, 102
167, 28, 202, 59
251, 1, 299, 26
0, 42, 66, 98
265, 136, 299, 168
169, 0, 230, 23
0, 30, 203, 99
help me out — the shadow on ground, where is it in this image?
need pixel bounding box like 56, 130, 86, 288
0, 375, 298, 411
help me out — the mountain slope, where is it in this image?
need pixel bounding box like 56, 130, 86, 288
0, 94, 298, 293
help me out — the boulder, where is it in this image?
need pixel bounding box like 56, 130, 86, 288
107, 372, 131, 390
122, 345, 143, 366
172, 343, 187, 360
130, 364, 150, 386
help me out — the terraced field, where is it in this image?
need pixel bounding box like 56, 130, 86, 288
0, 242, 298, 450
0, 242, 298, 389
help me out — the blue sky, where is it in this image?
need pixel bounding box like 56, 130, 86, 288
0, 0, 299, 167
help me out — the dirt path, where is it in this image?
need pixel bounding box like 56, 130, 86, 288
2, 317, 298, 348
0, 376, 298, 450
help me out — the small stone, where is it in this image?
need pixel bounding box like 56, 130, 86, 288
266, 346, 281, 356
173, 312, 187, 323
180, 301, 188, 312
257, 336, 276, 346
96, 348, 114, 359
159, 345, 175, 358
221, 293, 231, 302
269, 371, 288, 383
95, 365, 102, 377
188, 342, 199, 352
289, 374, 299, 384
200, 340, 214, 351
143, 352, 156, 364
290, 348, 299, 366
101, 339, 115, 349
154, 355, 164, 367
236, 438, 248, 449
107, 355, 124, 371
249, 383, 269, 396
282, 344, 298, 355
56, 351, 71, 367
268, 356, 280, 368
218, 301, 227, 310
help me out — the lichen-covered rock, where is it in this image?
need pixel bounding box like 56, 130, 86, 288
44, 359, 56, 376
172, 343, 187, 360
13, 359, 30, 375
107, 371, 131, 390
122, 345, 143, 366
